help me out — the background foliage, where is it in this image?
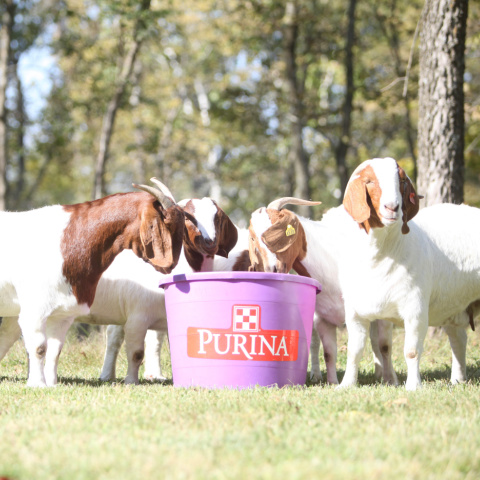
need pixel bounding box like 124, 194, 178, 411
2, 0, 480, 224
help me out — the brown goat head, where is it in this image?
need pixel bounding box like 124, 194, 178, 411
133, 179, 185, 273
249, 197, 320, 275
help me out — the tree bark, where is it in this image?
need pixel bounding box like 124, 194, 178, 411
283, 1, 311, 217
93, 0, 151, 199
11, 62, 26, 209
417, 0, 468, 206
0, 0, 14, 211
335, 0, 356, 200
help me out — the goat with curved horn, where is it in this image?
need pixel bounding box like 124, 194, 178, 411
132, 178, 176, 208
150, 177, 176, 204
0, 178, 187, 387
249, 193, 398, 387
267, 197, 321, 211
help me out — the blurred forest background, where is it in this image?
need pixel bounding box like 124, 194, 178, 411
0, 0, 479, 225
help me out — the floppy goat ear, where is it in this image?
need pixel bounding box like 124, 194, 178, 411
343, 175, 371, 224
139, 207, 174, 269
261, 211, 300, 253
216, 207, 238, 258
400, 171, 423, 234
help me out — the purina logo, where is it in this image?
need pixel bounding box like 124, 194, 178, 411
233, 305, 260, 332
187, 305, 299, 361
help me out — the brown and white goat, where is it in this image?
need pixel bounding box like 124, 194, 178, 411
0, 179, 185, 387
248, 197, 399, 385
338, 157, 480, 390
89, 197, 239, 384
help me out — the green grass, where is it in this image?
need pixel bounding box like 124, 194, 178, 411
1, 327, 480, 480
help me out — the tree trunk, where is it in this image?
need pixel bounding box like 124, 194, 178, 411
283, 1, 311, 217
417, 0, 468, 206
0, 0, 14, 211
11, 62, 26, 209
335, 0, 356, 200
375, 0, 418, 181
93, 0, 151, 200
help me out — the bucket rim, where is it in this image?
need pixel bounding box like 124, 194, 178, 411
159, 271, 321, 293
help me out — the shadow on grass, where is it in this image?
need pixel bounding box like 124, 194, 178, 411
0, 375, 174, 387
5, 359, 480, 389
306, 369, 383, 388
57, 376, 174, 387
307, 358, 480, 388
0, 375, 26, 384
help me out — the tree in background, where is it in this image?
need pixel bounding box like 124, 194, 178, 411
283, 1, 311, 215
93, 0, 151, 199
0, 0, 60, 210
417, 0, 469, 205
0, 0, 14, 211
373, 0, 419, 180
1, 0, 479, 223
334, 0, 356, 198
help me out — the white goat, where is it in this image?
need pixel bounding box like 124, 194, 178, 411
248, 197, 398, 385
73, 198, 239, 384
0, 179, 185, 387
337, 157, 478, 390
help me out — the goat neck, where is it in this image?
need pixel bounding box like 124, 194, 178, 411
61, 191, 184, 307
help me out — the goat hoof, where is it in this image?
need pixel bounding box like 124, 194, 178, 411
144, 374, 167, 382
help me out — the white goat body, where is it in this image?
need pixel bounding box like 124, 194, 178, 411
248, 200, 397, 385
0, 181, 185, 387
338, 157, 477, 390
79, 250, 170, 384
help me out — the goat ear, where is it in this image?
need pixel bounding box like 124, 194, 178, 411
262, 211, 300, 253
343, 175, 371, 224
216, 209, 238, 258
248, 226, 260, 267
401, 173, 422, 234
140, 208, 175, 269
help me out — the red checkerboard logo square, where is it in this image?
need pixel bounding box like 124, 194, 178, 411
233, 305, 260, 332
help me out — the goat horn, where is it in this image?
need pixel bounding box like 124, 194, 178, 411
132, 179, 175, 208
150, 177, 177, 204
267, 197, 321, 211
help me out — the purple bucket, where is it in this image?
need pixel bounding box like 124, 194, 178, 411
159, 271, 321, 389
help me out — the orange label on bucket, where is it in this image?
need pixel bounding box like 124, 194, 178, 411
187, 305, 299, 361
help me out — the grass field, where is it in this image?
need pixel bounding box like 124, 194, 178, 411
1, 326, 480, 480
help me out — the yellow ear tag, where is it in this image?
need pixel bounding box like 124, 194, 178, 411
286, 224, 296, 236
